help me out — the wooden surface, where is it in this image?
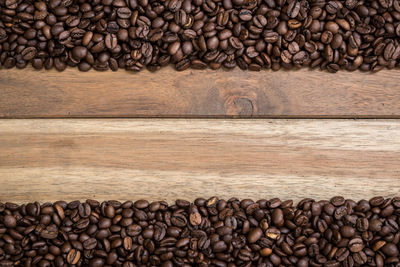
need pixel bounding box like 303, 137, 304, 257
1, 68, 400, 118
0, 119, 399, 203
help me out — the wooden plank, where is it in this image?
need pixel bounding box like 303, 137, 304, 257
1, 68, 400, 118
0, 119, 399, 203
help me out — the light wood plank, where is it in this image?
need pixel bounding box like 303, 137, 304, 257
0, 119, 399, 203
1, 68, 400, 118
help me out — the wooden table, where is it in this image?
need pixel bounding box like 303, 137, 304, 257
1, 67, 399, 203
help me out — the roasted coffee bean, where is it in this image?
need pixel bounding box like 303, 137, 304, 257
5, 0, 18, 9
117, 7, 132, 19
248, 227, 263, 243
107, 21, 119, 34
341, 225, 355, 238
4, 215, 17, 228
72, 46, 87, 61
21, 47, 37, 61
229, 37, 243, 49
189, 212, 202, 225
336, 247, 350, 261
168, 41, 181, 55
281, 50, 293, 63
0, 0, 400, 72
287, 0, 301, 18
349, 237, 364, 252
264, 31, 279, 43
66, 249, 80, 264
105, 34, 117, 50
288, 19, 302, 29
0, 197, 399, 265
207, 36, 219, 50
40, 225, 58, 239
182, 41, 193, 55
382, 243, 399, 256
353, 251, 368, 264
83, 238, 97, 250
238, 10, 252, 21
326, 1, 339, 14
293, 51, 309, 64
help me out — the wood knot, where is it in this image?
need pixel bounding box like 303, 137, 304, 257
235, 98, 254, 116
225, 97, 255, 116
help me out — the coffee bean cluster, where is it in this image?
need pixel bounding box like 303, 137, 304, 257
1, 197, 400, 266
1, 0, 400, 72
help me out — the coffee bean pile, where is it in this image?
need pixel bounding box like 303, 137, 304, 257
0, 197, 400, 266
1, 0, 400, 72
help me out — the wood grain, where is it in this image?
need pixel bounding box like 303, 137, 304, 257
0, 119, 399, 203
1, 68, 400, 118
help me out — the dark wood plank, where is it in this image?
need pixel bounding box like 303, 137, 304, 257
1, 68, 400, 118
1, 119, 399, 203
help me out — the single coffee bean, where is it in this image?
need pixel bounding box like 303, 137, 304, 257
272, 208, 284, 226
260, 247, 272, 257
264, 31, 279, 43
341, 226, 355, 238
182, 41, 193, 55
66, 249, 80, 265
72, 46, 88, 61
218, 29, 232, 40
287, 0, 301, 18
4, 215, 17, 228
89, 258, 105, 267
238, 9, 252, 21
288, 19, 302, 29
189, 212, 202, 225
149, 28, 163, 42
5, 0, 18, 9
117, 7, 132, 19
353, 251, 368, 264
229, 37, 243, 49
207, 36, 219, 50
123, 236, 133, 251
336, 247, 350, 261
321, 31, 333, 44
369, 218, 383, 231
292, 51, 309, 64
349, 237, 364, 252
288, 42, 300, 54
83, 238, 97, 250
281, 50, 293, 63
248, 227, 263, 243
40, 225, 58, 239
384, 43, 395, 60
245, 46, 259, 58
66, 16, 80, 27
107, 21, 119, 34
78, 61, 91, 71
373, 240, 386, 251
32, 58, 44, 69
175, 58, 191, 70
21, 47, 37, 61
326, 1, 339, 14
381, 243, 399, 256
105, 34, 117, 50
168, 41, 181, 55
